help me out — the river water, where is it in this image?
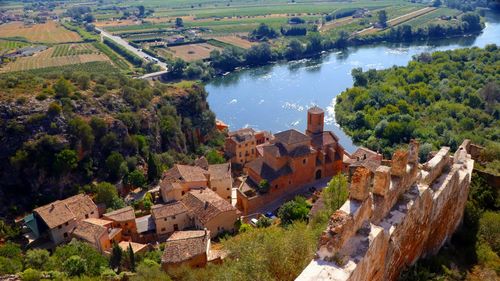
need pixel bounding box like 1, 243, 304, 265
206, 12, 500, 153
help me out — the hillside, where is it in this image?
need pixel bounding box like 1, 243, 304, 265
0, 63, 220, 219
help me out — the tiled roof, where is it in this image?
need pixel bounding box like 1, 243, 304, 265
162, 230, 209, 264
208, 163, 231, 180
274, 129, 311, 145
34, 194, 97, 229
72, 219, 107, 245
84, 218, 112, 227
151, 202, 189, 220
119, 241, 148, 254
311, 131, 339, 148
245, 158, 293, 182
162, 164, 208, 183
351, 147, 380, 160
182, 189, 237, 225
263, 143, 314, 159
103, 206, 135, 222
228, 128, 256, 143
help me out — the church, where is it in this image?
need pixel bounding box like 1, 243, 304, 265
237, 106, 347, 214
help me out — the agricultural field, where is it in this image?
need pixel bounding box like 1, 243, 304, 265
386, 6, 436, 27
161, 43, 221, 61
0, 21, 82, 43
51, 43, 97, 57
0, 40, 29, 55
0, 44, 110, 73
403, 7, 462, 28
208, 36, 255, 49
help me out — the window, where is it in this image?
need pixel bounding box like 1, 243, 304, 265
239, 152, 242, 157
227, 188, 230, 190
172, 216, 176, 219
91, 211, 94, 215
303, 159, 307, 165
65, 222, 69, 226
161, 228, 166, 232
275, 184, 278, 189
251, 148, 254, 154
85, 214, 89, 219
245, 143, 248, 147
174, 224, 179, 231
164, 218, 167, 221
64, 232, 68, 238
58, 225, 62, 229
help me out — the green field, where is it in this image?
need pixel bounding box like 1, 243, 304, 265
403, 7, 462, 27
51, 44, 97, 57
0, 40, 29, 55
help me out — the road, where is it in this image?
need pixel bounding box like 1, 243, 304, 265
95, 27, 169, 76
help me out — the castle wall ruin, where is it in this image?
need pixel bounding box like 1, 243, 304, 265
296, 140, 474, 281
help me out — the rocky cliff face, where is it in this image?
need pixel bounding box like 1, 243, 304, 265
296, 140, 474, 281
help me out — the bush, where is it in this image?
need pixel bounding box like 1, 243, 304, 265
278, 196, 310, 225
20, 268, 41, 281
63, 255, 87, 277
24, 249, 50, 270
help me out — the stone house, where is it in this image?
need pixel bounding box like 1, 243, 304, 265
208, 163, 232, 202
161, 230, 210, 270
31, 194, 98, 245
160, 164, 209, 202
151, 202, 192, 238
237, 106, 346, 215
71, 218, 122, 253
224, 128, 273, 166
102, 206, 137, 240
181, 188, 239, 238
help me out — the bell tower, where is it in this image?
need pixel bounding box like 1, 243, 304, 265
306, 106, 324, 136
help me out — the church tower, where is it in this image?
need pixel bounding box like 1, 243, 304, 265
306, 106, 324, 136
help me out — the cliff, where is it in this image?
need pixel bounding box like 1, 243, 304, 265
296, 139, 474, 281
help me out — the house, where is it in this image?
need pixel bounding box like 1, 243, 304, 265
237, 106, 346, 215
30, 194, 98, 245
343, 147, 383, 177
181, 188, 239, 238
224, 128, 273, 166
208, 163, 232, 202
151, 202, 192, 238
118, 241, 148, 255
102, 206, 137, 240
71, 218, 121, 253
161, 230, 210, 270
160, 164, 209, 202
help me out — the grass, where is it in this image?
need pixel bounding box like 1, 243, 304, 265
91, 42, 131, 70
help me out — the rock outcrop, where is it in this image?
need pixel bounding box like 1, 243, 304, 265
296, 140, 474, 281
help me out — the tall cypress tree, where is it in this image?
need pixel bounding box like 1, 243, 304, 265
147, 152, 161, 183
128, 243, 136, 272
109, 242, 122, 271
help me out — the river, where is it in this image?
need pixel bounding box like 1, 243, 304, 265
206, 12, 500, 153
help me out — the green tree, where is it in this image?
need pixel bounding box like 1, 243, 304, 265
130, 261, 172, 281
258, 179, 270, 193
105, 152, 126, 181
128, 243, 136, 272
68, 117, 95, 151
278, 196, 310, 225
256, 216, 272, 228
53, 149, 78, 176
63, 255, 87, 277
322, 174, 349, 212
147, 153, 162, 183
378, 10, 388, 27
24, 249, 50, 270
125, 170, 146, 188
206, 149, 225, 164
53, 77, 73, 98
94, 182, 119, 208
20, 268, 41, 281
109, 242, 123, 271
175, 17, 183, 27
284, 39, 304, 60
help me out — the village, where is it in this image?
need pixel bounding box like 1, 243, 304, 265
15, 105, 469, 274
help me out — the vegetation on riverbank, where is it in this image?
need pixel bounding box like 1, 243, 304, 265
335, 44, 499, 158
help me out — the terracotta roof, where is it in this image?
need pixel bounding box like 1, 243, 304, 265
34, 201, 74, 229
308, 106, 324, 114
195, 157, 209, 170
208, 163, 231, 180
64, 194, 97, 221
182, 189, 237, 225
351, 147, 380, 160
119, 241, 148, 254
72, 219, 107, 245
84, 218, 112, 227
103, 206, 135, 222
34, 194, 97, 229
228, 128, 256, 143
162, 164, 208, 183
162, 230, 209, 264
274, 129, 311, 145
246, 158, 293, 182
151, 202, 189, 219
311, 131, 339, 148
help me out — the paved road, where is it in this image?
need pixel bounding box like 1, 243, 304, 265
95, 27, 169, 75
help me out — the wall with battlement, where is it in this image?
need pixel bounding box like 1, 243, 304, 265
296, 140, 474, 281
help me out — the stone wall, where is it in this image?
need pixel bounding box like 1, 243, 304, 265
296, 140, 474, 281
